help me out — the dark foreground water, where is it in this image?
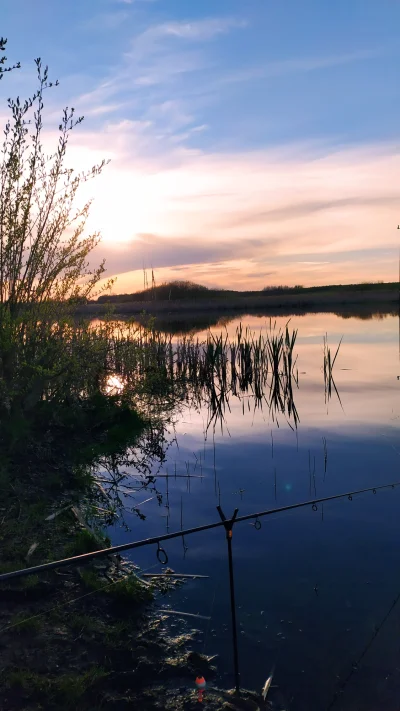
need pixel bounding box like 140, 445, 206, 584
106, 311, 400, 710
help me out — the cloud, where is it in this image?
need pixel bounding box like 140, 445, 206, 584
170, 124, 209, 144
161, 18, 248, 40
120, 16, 247, 89
113, 0, 157, 3
73, 132, 400, 290
68, 28, 383, 159
69, 15, 246, 135
51, 7, 399, 292
147, 99, 194, 131
92, 234, 283, 275
81, 11, 129, 31
219, 49, 382, 86
131, 17, 247, 52
224, 195, 400, 228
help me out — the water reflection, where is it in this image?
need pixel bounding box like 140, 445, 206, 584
98, 310, 399, 711
323, 334, 343, 409
127, 305, 399, 336
89, 304, 397, 337
98, 319, 302, 432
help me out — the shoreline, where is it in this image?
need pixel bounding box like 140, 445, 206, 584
0, 477, 220, 710
78, 288, 399, 317
76, 290, 399, 334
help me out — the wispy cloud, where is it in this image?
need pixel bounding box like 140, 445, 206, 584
70, 15, 247, 143
81, 11, 129, 31
223, 195, 399, 228
113, 0, 157, 4
122, 17, 247, 88
171, 124, 209, 144
131, 17, 247, 51
213, 48, 383, 87
70, 9, 382, 157
73, 129, 400, 290
160, 17, 248, 39
5, 0, 400, 295
60, 5, 399, 290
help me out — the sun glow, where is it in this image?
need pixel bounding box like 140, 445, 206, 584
84, 170, 164, 244
74, 137, 400, 290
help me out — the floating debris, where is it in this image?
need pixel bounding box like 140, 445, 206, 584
44, 504, 71, 521
142, 573, 209, 579
262, 666, 275, 701
160, 609, 211, 620
26, 543, 38, 559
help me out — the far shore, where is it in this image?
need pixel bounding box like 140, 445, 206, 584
78, 287, 399, 319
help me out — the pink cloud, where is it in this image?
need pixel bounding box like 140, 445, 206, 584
60, 124, 400, 290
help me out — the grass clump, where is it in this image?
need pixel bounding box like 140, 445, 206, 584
68, 613, 103, 635
79, 568, 105, 591
9, 612, 41, 634
6, 670, 48, 692
107, 574, 153, 605
66, 528, 108, 556
54, 667, 108, 704
103, 618, 133, 647
20, 574, 41, 590
6, 666, 108, 709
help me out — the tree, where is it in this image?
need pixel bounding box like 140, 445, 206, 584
0, 45, 110, 319
0, 39, 112, 408
0, 36, 20, 80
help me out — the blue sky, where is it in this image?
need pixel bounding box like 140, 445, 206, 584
2, 0, 400, 290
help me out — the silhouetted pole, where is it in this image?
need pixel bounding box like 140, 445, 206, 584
217, 505, 240, 695
397, 230, 400, 360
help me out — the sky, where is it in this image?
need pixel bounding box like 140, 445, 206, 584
2, 0, 400, 292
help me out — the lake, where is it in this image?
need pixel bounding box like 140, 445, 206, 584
105, 310, 400, 710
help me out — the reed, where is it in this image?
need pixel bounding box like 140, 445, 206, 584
91, 318, 300, 430
323, 334, 343, 406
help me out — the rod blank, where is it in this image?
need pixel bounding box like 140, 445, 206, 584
1, 480, 399, 582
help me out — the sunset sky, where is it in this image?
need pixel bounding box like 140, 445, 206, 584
3, 0, 400, 292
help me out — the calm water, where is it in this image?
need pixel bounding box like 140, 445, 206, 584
107, 311, 400, 710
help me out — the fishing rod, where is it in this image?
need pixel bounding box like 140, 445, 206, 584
1, 479, 400, 582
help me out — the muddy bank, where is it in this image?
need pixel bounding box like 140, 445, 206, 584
0, 494, 222, 710
0, 476, 262, 710
0, 321, 230, 709
0, 498, 272, 710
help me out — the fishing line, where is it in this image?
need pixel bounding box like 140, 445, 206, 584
202, 586, 217, 654
0, 560, 161, 636
0, 574, 132, 635
326, 585, 400, 710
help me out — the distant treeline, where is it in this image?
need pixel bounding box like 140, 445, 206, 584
95, 279, 399, 304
